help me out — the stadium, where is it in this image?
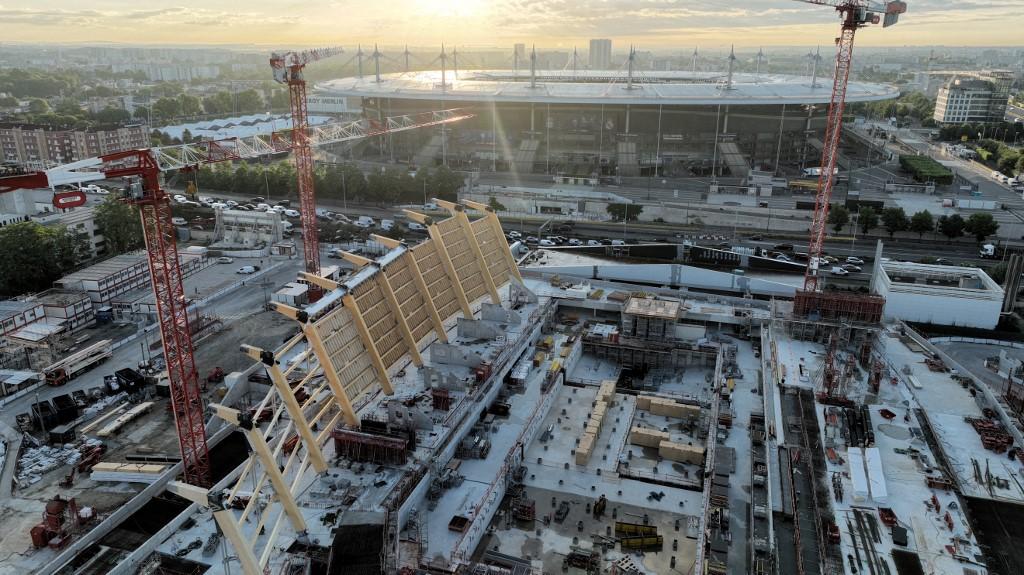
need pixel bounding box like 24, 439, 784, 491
317, 69, 899, 179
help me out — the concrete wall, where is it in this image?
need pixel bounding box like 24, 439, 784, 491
878, 287, 1001, 330
526, 263, 797, 298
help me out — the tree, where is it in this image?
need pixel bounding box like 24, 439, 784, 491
964, 212, 999, 243
488, 196, 507, 212
94, 106, 131, 125
235, 89, 264, 114
152, 96, 182, 121
430, 165, 464, 202
880, 207, 909, 238
27, 98, 49, 114
0, 95, 17, 108
858, 207, 878, 234
827, 205, 849, 233
202, 91, 234, 115
270, 89, 289, 110
607, 203, 643, 221
909, 210, 935, 239
178, 93, 203, 117
937, 214, 965, 243
94, 195, 144, 254
0, 223, 65, 296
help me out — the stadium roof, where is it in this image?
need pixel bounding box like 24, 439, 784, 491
317, 70, 898, 106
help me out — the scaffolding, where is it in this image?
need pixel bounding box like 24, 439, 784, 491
792, 290, 885, 324
331, 427, 409, 465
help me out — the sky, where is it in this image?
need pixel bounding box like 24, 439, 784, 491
0, 0, 1022, 48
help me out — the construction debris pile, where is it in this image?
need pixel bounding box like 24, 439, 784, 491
17, 439, 105, 487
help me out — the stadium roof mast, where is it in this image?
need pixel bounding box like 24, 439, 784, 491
373, 44, 382, 83
627, 45, 636, 90
403, 44, 411, 74
356, 44, 364, 78
726, 45, 737, 90
756, 47, 765, 80
530, 45, 537, 89
810, 45, 822, 89
692, 46, 698, 73
794, 0, 907, 292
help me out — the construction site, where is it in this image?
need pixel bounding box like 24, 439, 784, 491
4, 1, 1024, 575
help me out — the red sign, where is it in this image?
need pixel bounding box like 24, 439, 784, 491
52, 190, 87, 209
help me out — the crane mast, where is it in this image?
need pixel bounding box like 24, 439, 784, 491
797, 0, 906, 291
270, 47, 342, 299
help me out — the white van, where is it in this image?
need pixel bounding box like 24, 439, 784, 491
171, 217, 187, 226
407, 222, 426, 232
256, 203, 271, 211
380, 219, 395, 231
610, 239, 626, 246
356, 216, 375, 227
283, 209, 300, 218
830, 266, 849, 276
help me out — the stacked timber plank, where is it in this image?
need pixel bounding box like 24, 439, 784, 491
90, 461, 167, 483
96, 402, 154, 437
576, 382, 616, 465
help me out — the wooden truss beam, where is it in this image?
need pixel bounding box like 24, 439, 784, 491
342, 293, 395, 394
461, 199, 523, 282
167, 481, 262, 575
241, 344, 327, 473
438, 200, 501, 304
210, 403, 307, 533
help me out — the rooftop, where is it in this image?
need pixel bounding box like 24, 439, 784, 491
57, 252, 147, 284
623, 296, 681, 319
317, 70, 898, 106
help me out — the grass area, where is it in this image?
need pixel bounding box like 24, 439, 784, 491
899, 154, 955, 185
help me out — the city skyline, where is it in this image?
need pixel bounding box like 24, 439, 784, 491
0, 0, 1023, 48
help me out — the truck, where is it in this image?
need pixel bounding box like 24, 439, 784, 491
43, 339, 113, 386
980, 243, 1002, 259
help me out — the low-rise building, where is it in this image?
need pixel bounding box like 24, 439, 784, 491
872, 261, 1003, 329
0, 300, 44, 341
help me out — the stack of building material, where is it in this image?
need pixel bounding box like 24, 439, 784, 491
577, 383, 615, 466
636, 395, 653, 411
90, 461, 167, 484
96, 402, 153, 438
658, 440, 704, 465
864, 447, 888, 504
848, 447, 869, 503
630, 427, 670, 448
576, 434, 594, 465
649, 398, 700, 419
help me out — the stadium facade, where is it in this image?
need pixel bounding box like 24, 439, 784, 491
317, 70, 898, 178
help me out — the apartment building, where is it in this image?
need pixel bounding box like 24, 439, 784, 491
0, 123, 149, 165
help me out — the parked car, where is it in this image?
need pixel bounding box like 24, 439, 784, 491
236, 265, 261, 274
507, 230, 522, 239
250, 197, 265, 204
171, 217, 187, 226
538, 239, 556, 247
525, 236, 539, 243
586, 239, 602, 246
225, 200, 238, 207
407, 222, 427, 232
610, 239, 626, 246
380, 219, 395, 231
841, 264, 862, 272
845, 256, 864, 265
173, 195, 188, 203
217, 256, 234, 264
210, 202, 228, 209
283, 209, 300, 218
271, 205, 286, 213
567, 238, 582, 246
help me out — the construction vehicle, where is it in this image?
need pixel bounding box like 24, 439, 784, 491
0, 108, 471, 486
43, 339, 112, 386
980, 243, 1003, 259
794, 0, 906, 291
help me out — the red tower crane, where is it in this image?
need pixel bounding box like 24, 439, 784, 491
270, 47, 343, 299
795, 0, 906, 292
0, 109, 472, 487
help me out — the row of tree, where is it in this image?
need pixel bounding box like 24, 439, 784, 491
0, 223, 91, 297
189, 161, 466, 205
827, 205, 1000, 242
974, 138, 1024, 177
854, 91, 936, 126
